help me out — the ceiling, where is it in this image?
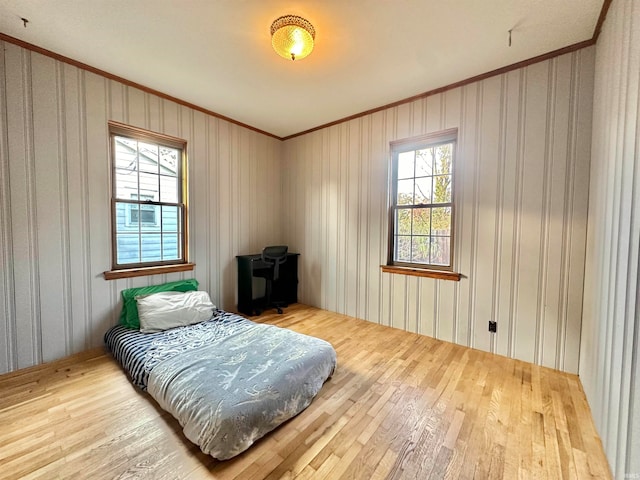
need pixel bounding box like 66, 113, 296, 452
0, 0, 604, 138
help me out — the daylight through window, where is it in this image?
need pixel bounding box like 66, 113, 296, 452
389, 129, 457, 270
110, 123, 187, 270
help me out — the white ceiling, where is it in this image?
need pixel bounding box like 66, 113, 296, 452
0, 0, 604, 138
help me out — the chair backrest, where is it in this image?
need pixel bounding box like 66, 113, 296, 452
261, 245, 288, 280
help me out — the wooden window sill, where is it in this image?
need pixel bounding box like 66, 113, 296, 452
380, 265, 461, 281
104, 263, 195, 280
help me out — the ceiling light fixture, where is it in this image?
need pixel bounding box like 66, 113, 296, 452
270, 15, 315, 61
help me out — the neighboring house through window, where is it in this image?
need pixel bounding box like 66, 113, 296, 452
129, 194, 158, 227
109, 122, 187, 270
388, 128, 457, 270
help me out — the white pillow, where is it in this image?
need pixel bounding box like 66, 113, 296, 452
136, 290, 216, 333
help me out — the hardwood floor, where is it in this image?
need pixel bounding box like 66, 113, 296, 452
0, 304, 611, 479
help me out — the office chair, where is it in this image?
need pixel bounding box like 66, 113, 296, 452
255, 245, 289, 314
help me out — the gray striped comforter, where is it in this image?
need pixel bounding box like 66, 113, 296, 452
104, 311, 336, 460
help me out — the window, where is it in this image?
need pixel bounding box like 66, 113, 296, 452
388, 129, 457, 271
108, 122, 188, 273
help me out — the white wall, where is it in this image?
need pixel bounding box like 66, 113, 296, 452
0, 42, 283, 374
580, 0, 640, 476
282, 47, 595, 373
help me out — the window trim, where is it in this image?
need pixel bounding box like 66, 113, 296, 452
380, 265, 461, 281
104, 121, 191, 278
387, 128, 458, 272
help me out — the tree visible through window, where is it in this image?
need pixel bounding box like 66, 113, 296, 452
109, 122, 187, 269
389, 129, 456, 270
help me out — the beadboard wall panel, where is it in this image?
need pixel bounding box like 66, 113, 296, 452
580, 0, 640, 476
282, 47, 595, 373
0, 41, 282, 374
0, 39, 14, 374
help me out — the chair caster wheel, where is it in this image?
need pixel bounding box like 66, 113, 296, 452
277, 307, 283, 314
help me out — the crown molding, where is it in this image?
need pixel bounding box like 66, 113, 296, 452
0, 0, 610, 141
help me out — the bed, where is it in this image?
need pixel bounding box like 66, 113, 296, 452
104, 309, 336, 460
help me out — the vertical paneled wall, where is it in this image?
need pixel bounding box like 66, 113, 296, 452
580, 0, 640, 476
282, 47, 595, 373
0, 42, 283, 374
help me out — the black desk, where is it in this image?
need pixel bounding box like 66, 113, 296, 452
236, 253, 299, 316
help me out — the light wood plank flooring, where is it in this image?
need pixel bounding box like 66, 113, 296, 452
0, 304, 611, 479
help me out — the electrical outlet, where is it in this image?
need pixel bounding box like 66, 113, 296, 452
489, 321, 497, 333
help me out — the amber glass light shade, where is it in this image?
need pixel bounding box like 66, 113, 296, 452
271, 15, 315, 61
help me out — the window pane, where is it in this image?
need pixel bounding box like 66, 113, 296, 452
395, 209, 411, 235
129, 204, 140, 226
160, 147, 180, 176
414, 177, 432, 204
138, 142, 159, 174
435, 144, 452, 174
431, 207, 451, 235
139, 205, 160, 232
397, 179, 414, 205
141, 233, 162, 262
162, 233, 181, 260
114, 137, 138, 171
160, 174, 179, 203
432, 175, 452, 203
161, 205, 180, 233
114, 202, 131, 233
139, 172, 159, 199
431, 236, 451, 266
411, 236, 430, 263
140, 207, 156, 224
395, 236, 411, 262
114, 168, 138, 200
115, 135, 137, 150
412, 208, 431, 235
397, 151, 414, 179
415, 149, 433, 177
116, 234, 140, 264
